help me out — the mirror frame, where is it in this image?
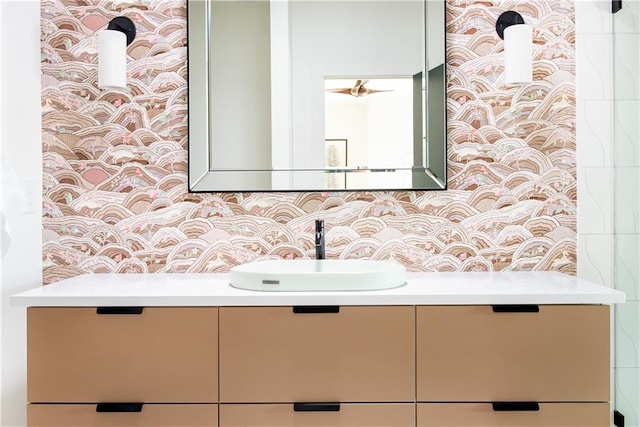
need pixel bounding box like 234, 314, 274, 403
187, 0, 447, 192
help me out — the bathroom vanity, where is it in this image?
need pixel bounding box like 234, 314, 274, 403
12, 271, 624, 427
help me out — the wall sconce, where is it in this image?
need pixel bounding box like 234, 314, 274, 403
98, 16, 136, 91
495, 11, 532, 85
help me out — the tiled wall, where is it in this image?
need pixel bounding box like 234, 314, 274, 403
576, 1, 640, 424
613, 1, 640, 424
41, 0, 576, 284
576, 0, 615, 288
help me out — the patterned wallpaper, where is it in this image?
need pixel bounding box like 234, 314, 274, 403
41, 0, 576, 284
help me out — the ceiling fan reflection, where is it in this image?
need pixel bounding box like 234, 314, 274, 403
325, 79, 393, 97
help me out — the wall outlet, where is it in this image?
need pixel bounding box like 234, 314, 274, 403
23, 178, 38, 214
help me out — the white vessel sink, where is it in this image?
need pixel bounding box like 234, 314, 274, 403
230, 259, 406, 292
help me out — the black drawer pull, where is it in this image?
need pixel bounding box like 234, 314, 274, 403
294, 403, 340, 412
492, 402, 540, 412
492, 305, 539, 313
96, 403, 143, 413
96, 307, 144, 315
293, 306, 340, 314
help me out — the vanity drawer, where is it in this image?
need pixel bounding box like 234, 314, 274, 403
219, 306, 414, 402
416, 305, 609, 402
417, 403, 610, 426
28, 403, 218, 427
220, 403, 415, 427
27, 307, 218, 403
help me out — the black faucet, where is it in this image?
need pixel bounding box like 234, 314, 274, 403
315, 219, 325, 260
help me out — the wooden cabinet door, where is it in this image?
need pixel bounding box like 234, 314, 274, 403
28, 307, 218, 403
417, 403, 610, 427
220, 403, 415, 427
28, 403, 218, 427
219, 306, 414, 403
416, 305, 609, 402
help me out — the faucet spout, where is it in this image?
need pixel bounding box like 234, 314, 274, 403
315, 220, 325, 260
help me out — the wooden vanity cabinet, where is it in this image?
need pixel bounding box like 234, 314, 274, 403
220, 403, 415, 427
28, 306, 218, 403
416, 305, 610, 402
417, 403, 610, 427
219, 305, 415, 403
27, 403, 218, 427
415, 304, 610, 427
25, 303, 612, 427
27, 307, 218, 427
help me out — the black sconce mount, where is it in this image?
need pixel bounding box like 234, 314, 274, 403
107, 16, 136, 46
612, 0, 622, 13
495, 11, 525, 40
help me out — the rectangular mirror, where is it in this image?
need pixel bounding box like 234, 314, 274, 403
188, 0, 446, 192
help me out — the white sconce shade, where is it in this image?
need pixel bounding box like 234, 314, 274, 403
504, 24, 532, 85
98, 30, 127, 90
495, 11, 533, 86
97, 16, 136, 91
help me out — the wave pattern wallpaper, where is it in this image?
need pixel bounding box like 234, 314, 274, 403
41, 0, 576, 284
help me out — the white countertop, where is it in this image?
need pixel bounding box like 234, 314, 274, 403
10, 271, 625, 307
